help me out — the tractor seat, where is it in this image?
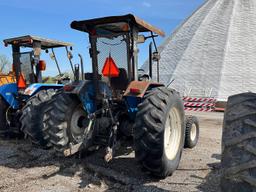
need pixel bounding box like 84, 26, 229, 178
110, 68, 128, 90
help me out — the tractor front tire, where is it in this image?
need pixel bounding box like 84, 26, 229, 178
20, 89, 56, 146
43, 91, 88, 154
134, 87, 185, 178
184, 115, 199, 148
221, 92, 256, 192
0, 96, 8, 136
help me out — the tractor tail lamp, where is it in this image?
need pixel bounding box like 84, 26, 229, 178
63, 84, 75, 92
130, 88, 141, 94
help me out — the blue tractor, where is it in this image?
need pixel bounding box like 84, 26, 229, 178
43, 15, 199, 178
0, 35, 73, 146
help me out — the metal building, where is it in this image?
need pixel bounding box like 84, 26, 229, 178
145, 0, 256, 101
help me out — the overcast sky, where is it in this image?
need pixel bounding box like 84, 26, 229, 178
0, 0, 204, 76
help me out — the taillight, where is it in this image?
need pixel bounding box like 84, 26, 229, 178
130, 88, 141, 94
63, 85, 75, 92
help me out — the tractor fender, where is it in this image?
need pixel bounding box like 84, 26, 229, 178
23, 83, 63, 96
124, 81, 164, 98
63, 80, 112, 114
0, 83, 19, 109
123, 81, 164, 119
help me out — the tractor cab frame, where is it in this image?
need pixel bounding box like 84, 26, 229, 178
70, 14, 165, 100
4, 35, 73, 85
0, 35, 75, 141
2, 35, 73, 108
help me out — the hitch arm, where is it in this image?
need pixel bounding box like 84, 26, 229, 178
103, 99, 121, 162
104, 123, 118, 162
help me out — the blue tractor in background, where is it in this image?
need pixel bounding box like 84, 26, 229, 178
43, 14, 199, 178
0, 35, 74, 146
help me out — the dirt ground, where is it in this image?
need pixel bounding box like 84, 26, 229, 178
0, 111, 223, 192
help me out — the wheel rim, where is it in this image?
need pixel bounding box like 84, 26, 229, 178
70, 106, 89, 143
190, 123, 197, 142
164, 107, 182, 160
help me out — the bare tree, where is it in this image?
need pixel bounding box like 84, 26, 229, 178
0, 54, 11, 73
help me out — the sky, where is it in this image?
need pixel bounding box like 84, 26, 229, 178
0, 0, 204, 76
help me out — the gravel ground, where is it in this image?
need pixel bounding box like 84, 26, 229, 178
0, 111, 223, 192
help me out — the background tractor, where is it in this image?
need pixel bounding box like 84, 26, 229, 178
43, 14, 199, 178
0, 35, 73, 146
221, 93, 256, 191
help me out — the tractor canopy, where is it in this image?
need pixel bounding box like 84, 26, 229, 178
69, 14, 165, 100
71, 14, 165, 37
3, 35, 74, 88
3, 35, 72, 49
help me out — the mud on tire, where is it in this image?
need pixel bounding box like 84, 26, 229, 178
20, 89, 57, 146
221, 92, 256, 192
134, 87, 185, 178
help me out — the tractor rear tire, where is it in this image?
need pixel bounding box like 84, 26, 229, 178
221, 92, 256, 192
20, 89, 56, 147
43, 91, 88, 154
0, 96, 8, 136
184, 115, 199, 148
134, 87, 185, 178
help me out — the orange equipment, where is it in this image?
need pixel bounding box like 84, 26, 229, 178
0, 72, 16, 86
39, 60, 46, 71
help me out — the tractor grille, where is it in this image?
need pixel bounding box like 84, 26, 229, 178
96, 35, 128, 75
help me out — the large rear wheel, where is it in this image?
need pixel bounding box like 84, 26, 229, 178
20, 89, 57, 147
134, 87, 185, 178
221, 92, 256, 192
43, 91, 90, 154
